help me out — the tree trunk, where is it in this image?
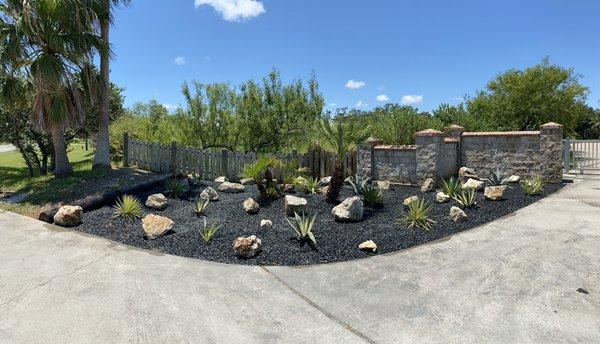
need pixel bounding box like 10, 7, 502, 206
50, 127, 73, 178
325, 160, 344, 203
93, 3, 112, 171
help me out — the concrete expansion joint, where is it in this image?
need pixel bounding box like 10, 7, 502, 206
260, 266, 378, 344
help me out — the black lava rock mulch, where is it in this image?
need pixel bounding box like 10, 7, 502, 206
75, 182, 563, 266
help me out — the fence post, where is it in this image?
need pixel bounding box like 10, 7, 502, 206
415, 129, 444, 184
123, 132, 130, 167
221, 148, 229, 179
170, 141, 178, 175
539, 122, 564, 183
563, 138, 571, 174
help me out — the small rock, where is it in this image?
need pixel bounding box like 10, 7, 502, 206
215, 176, 228, 183
484, 185, 506, 201
332, 196, 364, 222
243, 198, 260, 214
218, 182, 245, 193
200, 187, 219, 201
506, 175, 520, 183
403, 195, 419, 207
260, 219, 273, 228
320, 185, 329, 196
358, 240, 377, 252
284, 195, 308, 216
142, 214, 174, 239
319, 176, 332, 186
53, 205, 83, 227
283, 184, 295, 193
462, 178, 484, 190
240, 178, 255, 185
420, 178, 435, 193
459, 167, 478, 180
233, 235, 262, 259
436, 192, 451, 203
145, 193, 168, 210
450, 206, 467, 222
377, 180, 391, 191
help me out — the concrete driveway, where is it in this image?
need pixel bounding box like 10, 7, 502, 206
0, 180, 599, 343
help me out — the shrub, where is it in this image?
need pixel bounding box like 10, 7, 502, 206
193, 198, 209, 216
453, 189, 477, 208
485, 168, 506, 186
282, 161, 310, 185
200, 218, 221, 243
440, 177, 462, 198
286, 212, 317, 245
113, 195, 143, 220
521, 177, 545, 196
242, 156, 284, 199
402, 198, 435, 230
166, 179, 186, 199
360, 184, 386, 207
301, 177, 320, 195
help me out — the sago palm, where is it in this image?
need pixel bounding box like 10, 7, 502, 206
318, 117, 370, 202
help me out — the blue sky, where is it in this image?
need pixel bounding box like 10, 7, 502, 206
110, 0, 600, 112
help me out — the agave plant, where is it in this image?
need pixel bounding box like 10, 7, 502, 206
440, 177, 462, 198
113, 195, 143, 220
286, 212, 317, 245
360, 184, 386, 207
402, 198, 435, 230
193, 198, 209, 216
199, 218, 221, 243
453, 189, 477, 208
348, 174, 369, 196
485, 168, 506, 186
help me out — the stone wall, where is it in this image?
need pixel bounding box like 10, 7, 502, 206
356, 123, 563, 184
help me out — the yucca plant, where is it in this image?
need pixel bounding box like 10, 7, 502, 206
521, 177, 545, 196
113, 195, 143, 220
485, 168, 506, 186
286, 212, 317, 245
441, 177, 462, 198
193, 198, 209, 216
453, 189, 477, 208
360, 184, 386, 207
200, 218, 221, 243
301, 177, 321, 195
348, 174, 369, 196
402, 198, 435, 230
166, 179, 187, 199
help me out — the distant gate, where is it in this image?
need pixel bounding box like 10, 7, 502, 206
563, 139, 600, 174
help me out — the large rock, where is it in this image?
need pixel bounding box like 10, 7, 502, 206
420, 178, 435, 193
319, 176, 332, 186
215, 176, 228, 183
462, 178, 484, 190
403, 195, 419, 207
436, 192, 451, 203
506, 175, 520, 183
358, 240, 377, 252
233, 235, 262, 259
53, 205, 83, 227
260, 219, 273, 228
243, 198, 260, 214
145, 193, 168, 210
450, 206, 467, 222
240, 178, 255, 185
332, 196, 364, 222
459, 167, 478, 180
200, 187, 219, 201
218, 182, 245, 193
142, 214, 174, 239
284, 195, 308, 216
484, 186, 506, 201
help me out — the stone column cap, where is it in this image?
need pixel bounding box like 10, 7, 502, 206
365, 137, 383, 146
540, 122, 563, 129
445, 124, 465, 130
415, 129, 444, 137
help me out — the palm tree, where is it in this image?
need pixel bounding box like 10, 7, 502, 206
93, 0, 130, 170
318, 117, 370, 202
0, 0, 103, 177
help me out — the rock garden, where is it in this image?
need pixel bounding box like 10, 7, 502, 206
50, 159, 563, 266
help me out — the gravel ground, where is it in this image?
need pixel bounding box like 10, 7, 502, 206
75, 181, 563, 266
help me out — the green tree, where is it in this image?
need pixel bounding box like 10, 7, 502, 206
432, 103, 487, 131
365, 104, 442, 145
467, 58, 589, 135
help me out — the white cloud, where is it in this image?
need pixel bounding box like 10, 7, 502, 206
174, 56, 186, 65
401, 94, 423, 105
356, 100, 368, 108
163, 103, 179, 111
327, 103, 337, 107
377, 85, 386, 91
376, 94, 389, 102
194, 0, 265, 21
345, 80, 366, 90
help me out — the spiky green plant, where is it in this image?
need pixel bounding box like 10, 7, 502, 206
485, 168, 506, 186
166, 179, 186, 199
453, 189, 477, 208
402, 198, 435, 230
521, 177, 545, 196
200, 218, 221, 243
286, 212, 317, 245
441, 177, 462, 198
348, 174, 369, 196
301, 177, 320, 195
113, 195, 143, 220
360, 184, 386, 207
193, 198, 209, 216
242, 155, 285, 199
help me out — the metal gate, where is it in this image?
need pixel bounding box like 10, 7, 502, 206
563, 139, 600, 174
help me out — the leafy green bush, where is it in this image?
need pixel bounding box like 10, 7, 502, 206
521, 177, 545, 196
485, 168, 506, 186
286, 212, 317, 245
165, 179, 186, 199
113, 195, 143, 220
453, 189, 477, 208
441, 177, 462, 198
200, 218, 221, 243
300, 177, 320, 195
402, 198, 435, 230
193, 198, 209, 216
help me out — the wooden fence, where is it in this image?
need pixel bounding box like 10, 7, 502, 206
122, 133, 356, 180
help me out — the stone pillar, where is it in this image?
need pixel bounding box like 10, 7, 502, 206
539, 122, 563, 183
415, 129, 444, 182
356, 137, 381, 179
444, 124, 465, 140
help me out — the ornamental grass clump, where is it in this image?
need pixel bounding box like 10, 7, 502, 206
113, 195, 143, 220
440, 177, 462, 198
301, 177, 320, 195
200, 218, 221, 243
359, 184, 386, 207
402, 198, 435, 230
166, 179, 186, 199
453, 188, 477, 208
521, 177, 545, 196
286, 212, 317, 245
